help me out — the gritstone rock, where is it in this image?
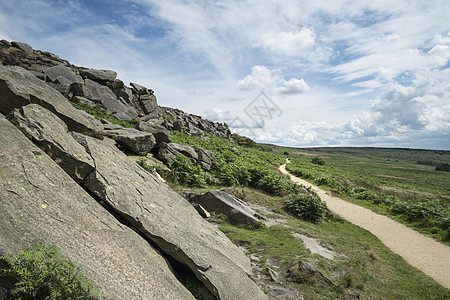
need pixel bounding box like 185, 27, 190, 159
74, 134, 267, 300
12, 104, 94, 182
193, 190, 264, 226
0, 64, 93, 133
0, 116, 195, 300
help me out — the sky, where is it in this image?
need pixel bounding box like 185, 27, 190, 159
1, 0, 449, 150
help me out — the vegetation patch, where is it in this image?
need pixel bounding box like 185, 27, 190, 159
71, 102, 140, 128
0, 243, 103, 299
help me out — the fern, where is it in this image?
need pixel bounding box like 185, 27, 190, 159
0, 243, 104, 299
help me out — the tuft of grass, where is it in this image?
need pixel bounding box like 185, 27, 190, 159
71, 102, 140, 128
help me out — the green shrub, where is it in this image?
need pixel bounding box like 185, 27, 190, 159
284, 194, 327, 223
0, 243, 103, 299
311, 157, 325, 165
169, 155, 218, 187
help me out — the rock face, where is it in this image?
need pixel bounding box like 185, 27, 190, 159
130, 82, 160, 117
137, 120, 171, 148
74, 134, 266, 300
193, 190, 264, 226
0, 64, 93, 133
11, 104, 94, 182
0, 41, 268, 299
0, 117, 195, 300
158, 142, 215, 170
162, 107, 232, 140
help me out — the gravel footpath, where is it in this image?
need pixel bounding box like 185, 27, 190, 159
279, 163, 450, 289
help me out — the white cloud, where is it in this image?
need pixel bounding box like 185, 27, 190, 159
274, 78, 310, 94
237, 65, 281, 90
261, 28, 315, 56
238, 65, 309, 95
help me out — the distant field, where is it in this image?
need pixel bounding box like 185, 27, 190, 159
271, 146, 450, 242
275, 147, 450, 200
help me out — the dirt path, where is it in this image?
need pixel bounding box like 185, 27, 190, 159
279, 164, 450, 289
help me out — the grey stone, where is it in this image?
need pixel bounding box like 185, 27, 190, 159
137, 121, 171, 148
0, 117, 195, 300
75, 134, 266, 300
193, 190, 264, 226
80, 68, 117, 82
11, 41, 33, 54
130, 82, 159, 116
43, 65, 79, 84
196, 147, 215, 171
29, 70, 46, 81
12, 104, 94, 182
72, 95, 96, 107
108, 80, 133, 103
81, 78, 137, 120
103, 126, 156, 155
77, 110, 104, 132
157, 142, 214, 170
0, 64, 93, 133
288, 260, 335, 286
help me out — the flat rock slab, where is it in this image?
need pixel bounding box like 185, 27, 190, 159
0, 117, 194, 300
0, 64, 92, 133
75, 134, 266, 300
12, 104, 94, 182
293, 233, 337, 260
193, 190, 264, 226
80, 68, 117, 82
103, 126, 156, 155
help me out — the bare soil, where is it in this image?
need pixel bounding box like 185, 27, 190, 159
279, 164, 450, 290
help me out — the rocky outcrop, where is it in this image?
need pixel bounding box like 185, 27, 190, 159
157, 142, 215, 171
162, 107, 232, 140
137, 120, 171, 148
74, 134, 266, 300
130, 82, 161, 118
0, 41, 268, 299
0, 64, 93, 133
0, 116, 195, 300
193, 190, 264, 226
11, 104, 94, 182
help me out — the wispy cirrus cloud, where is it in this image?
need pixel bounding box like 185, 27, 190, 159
1, 0, 449, 149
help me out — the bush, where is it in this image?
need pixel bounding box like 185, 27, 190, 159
284, 194, 328, 223
0, 243, 103, 299
311, 157, 325, 165
169, 155, 218, 187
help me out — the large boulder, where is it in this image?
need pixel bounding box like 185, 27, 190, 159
137, 120, 171, 147
79, 68, 117, 83
43, 65, 84, 99
103, 125, 156, 155
74, 134, 266, 300
12, 104, 94, 182
130, 82, 160, 117
0, 64, 93, 133
0, 116, 195, 300
193, 190, 264, 226
43, 64, 80, 83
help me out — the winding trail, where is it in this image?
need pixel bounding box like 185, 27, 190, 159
279, 163, 450, 289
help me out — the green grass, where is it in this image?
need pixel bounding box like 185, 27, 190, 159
277, 147, 450, 198
71, 102, 140, 129
217, 188, 450, 299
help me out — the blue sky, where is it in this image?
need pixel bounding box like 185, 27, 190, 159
1, 0, 449, 149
